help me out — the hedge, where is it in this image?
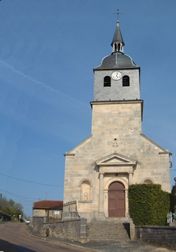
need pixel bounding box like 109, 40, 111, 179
129, 184, 170, 225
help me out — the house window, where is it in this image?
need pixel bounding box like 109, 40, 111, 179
122, 75, 130, 87
81, 181, 91, 201
104, 76, 111, 87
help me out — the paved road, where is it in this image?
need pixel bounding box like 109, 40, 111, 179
0, 222, 175, 252
0, 222, 94, 252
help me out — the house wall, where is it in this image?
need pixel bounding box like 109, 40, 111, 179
33, 209, 47, 217
49, 210, 62, 219
33, 209, 62, 220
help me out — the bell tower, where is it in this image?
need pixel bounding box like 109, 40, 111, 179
64, 20, 171, 224
93, 22, 140, 101
91, 22, 143, 137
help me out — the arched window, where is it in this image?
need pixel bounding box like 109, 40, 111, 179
122, 75, 130, 87
117, 43, 121, 51
104, 76, 111, 87
114, 44, 117, 51
81, 181, 91, 201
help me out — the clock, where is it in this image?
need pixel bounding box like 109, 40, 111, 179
111, 71, 122, 80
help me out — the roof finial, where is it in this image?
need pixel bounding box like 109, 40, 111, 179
116, 8, 120, 22
114, 9, 121, 22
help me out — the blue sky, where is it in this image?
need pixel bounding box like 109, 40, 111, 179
0, 0, 176, 216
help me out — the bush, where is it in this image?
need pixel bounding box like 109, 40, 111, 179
170, 185, 176, 212
129, 184, 170, 226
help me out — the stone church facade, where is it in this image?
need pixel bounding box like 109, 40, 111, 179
64, 22, 171, 222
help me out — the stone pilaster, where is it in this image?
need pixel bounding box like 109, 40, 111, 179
99, 173, 104, 215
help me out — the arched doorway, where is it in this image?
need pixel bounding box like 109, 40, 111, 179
108, 181, 125, 217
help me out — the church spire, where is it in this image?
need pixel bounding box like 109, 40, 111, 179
111, 21, 125, 53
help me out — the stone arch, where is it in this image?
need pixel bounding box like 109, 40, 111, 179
105, 177, 128, 191
104, 177, 128, 218
108, 181, 125, 217
144, 179, 153, 184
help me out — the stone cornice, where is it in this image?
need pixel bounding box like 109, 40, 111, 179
90, 99, 143, 106
64, 153, 75, 157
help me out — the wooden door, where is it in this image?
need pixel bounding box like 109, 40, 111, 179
108, 181, 125, 217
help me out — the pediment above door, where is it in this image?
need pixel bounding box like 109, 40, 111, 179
96, 152, 137, 167
95, 153, 137, 174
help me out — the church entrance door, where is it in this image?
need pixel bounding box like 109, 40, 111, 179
108, 181, 125, 217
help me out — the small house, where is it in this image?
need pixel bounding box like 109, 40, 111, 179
33, 200, 63, 222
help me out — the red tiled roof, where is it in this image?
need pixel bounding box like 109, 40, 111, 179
33, 200, 63, 210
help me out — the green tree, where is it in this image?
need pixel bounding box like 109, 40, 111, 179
0, 196, 23, 220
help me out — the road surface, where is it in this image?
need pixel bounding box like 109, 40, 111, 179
0, 222, 175, 252
0, 222, 94, 252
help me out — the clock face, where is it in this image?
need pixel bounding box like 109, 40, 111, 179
111, 71, 122, 80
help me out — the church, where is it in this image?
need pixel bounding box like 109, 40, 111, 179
64, 21, 171, 222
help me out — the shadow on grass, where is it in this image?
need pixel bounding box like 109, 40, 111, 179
0, 239, 36, 252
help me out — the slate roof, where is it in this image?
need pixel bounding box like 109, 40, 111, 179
94, 21, 139, 70
33, 200, 63, 210
94, 52, 139, 70
111, 21, 125, 47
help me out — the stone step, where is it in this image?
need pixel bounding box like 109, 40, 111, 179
87, 221, 130, 241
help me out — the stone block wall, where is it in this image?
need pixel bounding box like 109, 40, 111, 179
32, 217, 87, 242
136, 226, 176, 249
49, 219, 86, 241
32, 217, 46, 236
